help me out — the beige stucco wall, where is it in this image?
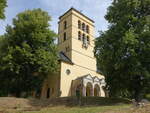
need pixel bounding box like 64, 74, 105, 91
41, 73, 60, 99
60, 62, 105, 97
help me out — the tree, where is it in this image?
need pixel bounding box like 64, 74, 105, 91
0, 35, 9, 96
0, 0, 7, 19
0, 9, 58, 97
95, 0, 150, 102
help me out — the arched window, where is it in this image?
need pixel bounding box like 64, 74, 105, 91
82, 23, 85, 31
78, 31, 81, 40
82, 33, 85, 43
64, 21, 67, 29
78, 20, 81, 29
87, 36, 90, 44
94, 84, 100, 96
86, 82, 93, 96
86, 25, 89, 33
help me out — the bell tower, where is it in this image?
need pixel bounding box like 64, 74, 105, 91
58, 8, 97, 71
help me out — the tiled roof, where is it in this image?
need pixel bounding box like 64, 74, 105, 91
58, 51, 73, 64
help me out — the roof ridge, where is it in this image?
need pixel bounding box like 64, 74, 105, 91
59, 7, 94, 23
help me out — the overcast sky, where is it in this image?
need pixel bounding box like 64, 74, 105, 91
0, 0, 112, 36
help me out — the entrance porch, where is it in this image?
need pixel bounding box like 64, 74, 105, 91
71, 74, 105, 97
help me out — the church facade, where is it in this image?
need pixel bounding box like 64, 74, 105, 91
41, 8, 105, 98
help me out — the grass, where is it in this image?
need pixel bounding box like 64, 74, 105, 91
15, 104, 131, 113
10, 104, 150, 113
1, 103, 149, 113
0, 97, 149, 113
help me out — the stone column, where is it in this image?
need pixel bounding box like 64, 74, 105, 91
82, 85, 86, 96
91, 85, 94, 96
99, 85, 101, 97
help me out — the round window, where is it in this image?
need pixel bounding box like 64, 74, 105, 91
66, 69, 71, 75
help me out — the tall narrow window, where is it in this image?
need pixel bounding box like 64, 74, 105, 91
82, 23, 85, 31
78, 31, 81, 40
78, 20, 81, 29
64, 21, 67, 29
87, 36, 90, 44
86, 25, 89, 33
82, 34, 85, 43
63, 32, 66, 41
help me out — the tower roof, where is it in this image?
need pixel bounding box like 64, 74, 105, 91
59, 8, 94, 23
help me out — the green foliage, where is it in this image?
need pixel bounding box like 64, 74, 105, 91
95, 0, 150, 99
0, 0, 7, 19
0, 9, 58, 97
145, 94, 150, 101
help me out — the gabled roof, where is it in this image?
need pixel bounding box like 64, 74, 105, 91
58, 51, 73, 65
76, 74, 93, 80
59, 7, 94, 23
76, 74, 103, 81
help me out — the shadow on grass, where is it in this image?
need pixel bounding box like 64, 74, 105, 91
0, 97, 132, 112
27, 97, 132, 108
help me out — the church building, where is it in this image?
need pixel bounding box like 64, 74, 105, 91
41, 8, 105, 98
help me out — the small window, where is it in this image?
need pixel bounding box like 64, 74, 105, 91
64, 21, 67, 29
78, 31, 81, 40
65, 46, 70, 52
86, 25, 89, 33
63, 32, 66, 41
82, 23, 85, 31
87, 36, 90, 44
78, 20, 81, 29
66, 69, 71, 75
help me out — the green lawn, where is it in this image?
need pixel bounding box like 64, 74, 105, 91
0, 97, 132, 113
1, 97, 149, 113
22, 104, 131, 113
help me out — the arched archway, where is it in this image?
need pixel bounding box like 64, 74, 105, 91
86, 82, 93, 96
75, 84, 82, 96
94, 84, 100, 97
